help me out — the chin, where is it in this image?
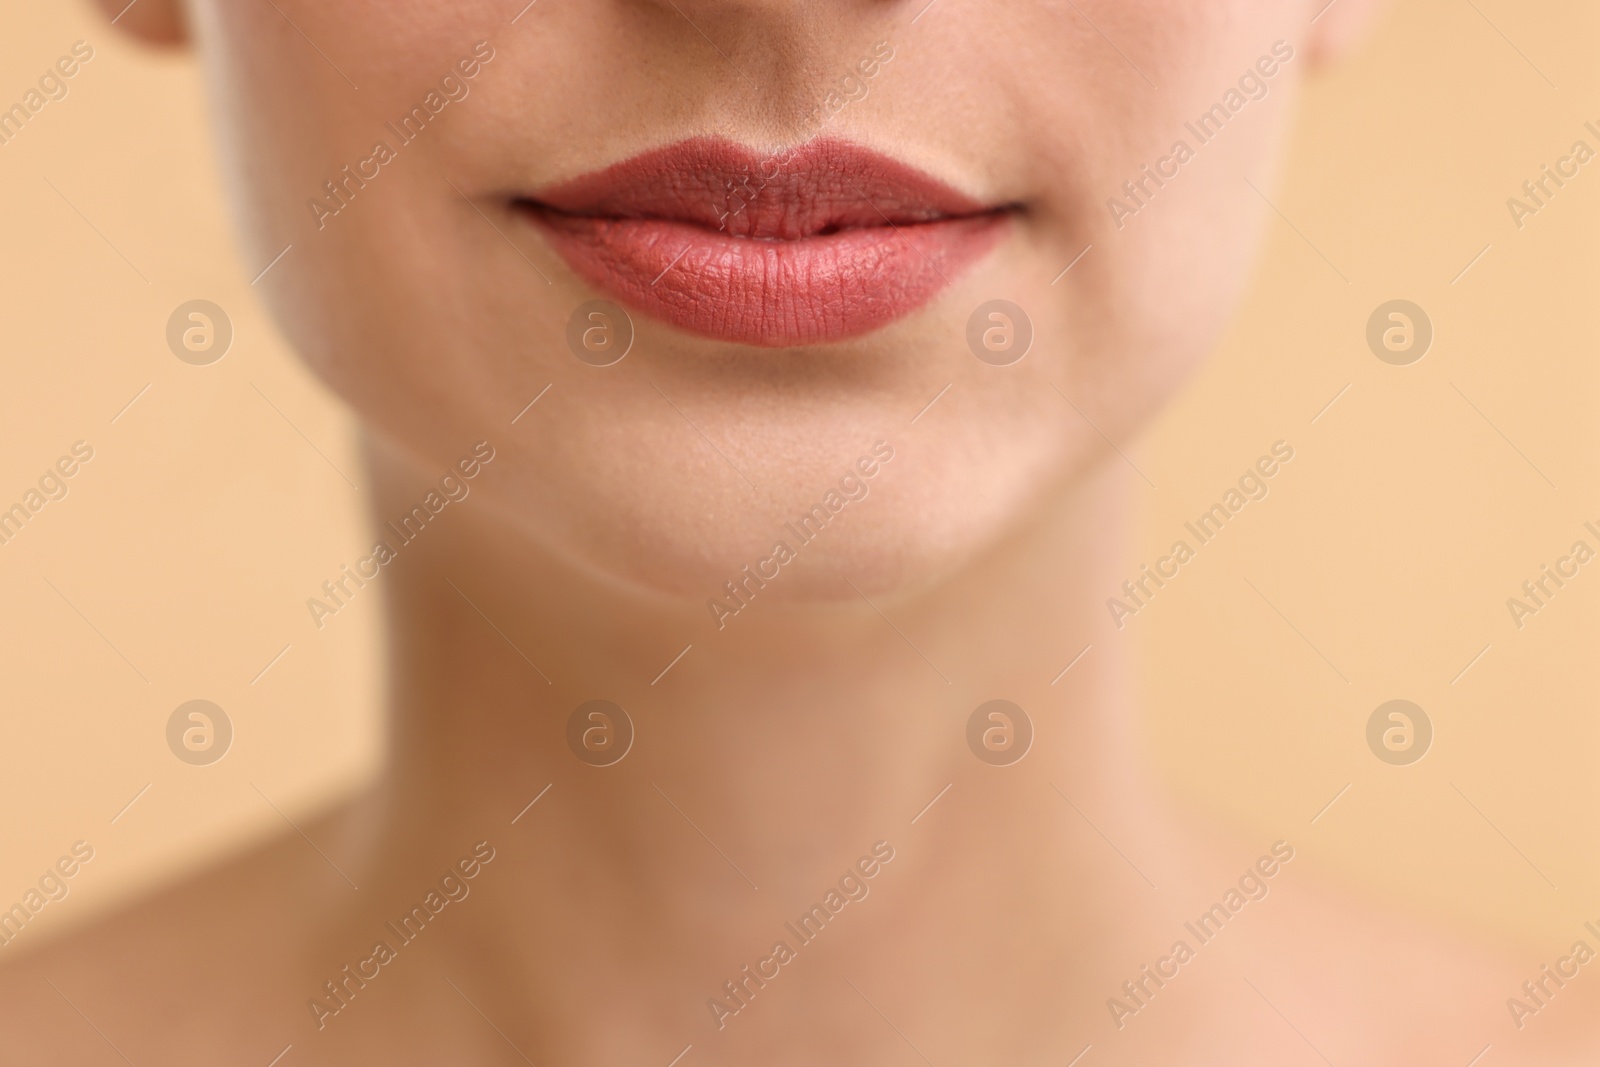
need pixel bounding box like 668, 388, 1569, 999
465, 385, 1089, 609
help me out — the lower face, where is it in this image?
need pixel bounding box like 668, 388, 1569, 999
193, 0, 1302, 600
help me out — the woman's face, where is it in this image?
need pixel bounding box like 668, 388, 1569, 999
178, 0, 1359, 599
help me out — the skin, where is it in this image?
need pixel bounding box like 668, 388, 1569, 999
3, 0, 1596, 1063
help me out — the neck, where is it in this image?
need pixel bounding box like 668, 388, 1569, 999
351, 430, 1171, 1059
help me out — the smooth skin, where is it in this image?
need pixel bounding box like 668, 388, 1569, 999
2, 0, 1596, 1063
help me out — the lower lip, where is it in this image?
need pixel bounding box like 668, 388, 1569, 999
523, 209, 1009, 348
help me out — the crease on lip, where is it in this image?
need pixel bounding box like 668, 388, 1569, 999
514, 135, 1009, 241
516, 199, 1002, 242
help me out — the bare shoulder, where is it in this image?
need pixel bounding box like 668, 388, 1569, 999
1242, 868, 1600, 1064
0, 808, 361, 1066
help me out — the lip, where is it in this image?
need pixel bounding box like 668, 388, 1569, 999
517, 137, 1011, 347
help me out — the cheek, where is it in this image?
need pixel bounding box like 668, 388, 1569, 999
190, 0, 503, 267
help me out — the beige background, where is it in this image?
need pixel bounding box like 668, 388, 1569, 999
0, 0, 1594, 956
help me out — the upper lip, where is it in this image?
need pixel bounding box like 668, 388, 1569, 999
519, 136, 1003, 240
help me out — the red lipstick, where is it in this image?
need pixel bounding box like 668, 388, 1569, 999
519, 138, 1010, 347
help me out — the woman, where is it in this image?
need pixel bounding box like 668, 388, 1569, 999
3, 0, 1594, 1063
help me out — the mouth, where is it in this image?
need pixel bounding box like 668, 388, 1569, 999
515, 137, 1014, 348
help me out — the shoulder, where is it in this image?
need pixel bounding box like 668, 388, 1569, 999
1243, 870, 1600, 1064
0, 810, 358, 1066
1141, 823, 1600, 1064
